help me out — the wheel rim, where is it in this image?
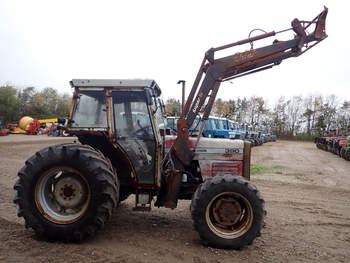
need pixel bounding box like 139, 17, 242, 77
35, 166, 91, 224
205, 192, 253, 239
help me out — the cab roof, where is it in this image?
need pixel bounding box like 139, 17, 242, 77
70, 79, 161, 96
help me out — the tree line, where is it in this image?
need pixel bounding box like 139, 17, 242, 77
1, 84, 349, 137
165, 95, 350, 137
0, 85, 71, 125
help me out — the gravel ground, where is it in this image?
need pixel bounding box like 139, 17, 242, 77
0, 135, 349, 263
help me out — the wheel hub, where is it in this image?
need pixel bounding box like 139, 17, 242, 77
205, 191, 254, 239
213, 197, 242, 226
35, 166, 91, 224
54, 177, 86, 209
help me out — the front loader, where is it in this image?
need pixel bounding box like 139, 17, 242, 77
14, 8, 328, 249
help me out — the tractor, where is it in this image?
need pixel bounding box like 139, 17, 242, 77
340, 136, 350, 161
14, 8, 328, 249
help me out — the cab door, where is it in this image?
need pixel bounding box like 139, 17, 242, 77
112, 91, 157, 185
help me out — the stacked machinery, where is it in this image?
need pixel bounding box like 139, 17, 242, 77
315, 128, 350, 161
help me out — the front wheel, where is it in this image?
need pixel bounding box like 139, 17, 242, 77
191, 175, 264, 249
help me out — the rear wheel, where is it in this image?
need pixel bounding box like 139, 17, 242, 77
191, 175, 264, 249
119, 188, 133, 202
14, 143, 119, 241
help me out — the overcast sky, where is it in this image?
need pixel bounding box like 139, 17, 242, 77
0, 0, 348, 105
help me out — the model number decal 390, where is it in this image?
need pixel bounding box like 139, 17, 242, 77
225, 148, 240, 154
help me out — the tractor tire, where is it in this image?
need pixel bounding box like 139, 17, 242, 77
119, 188, 133, 202
345, 148, 350, 161
190, 175, 264, 249
342, 148, 347, 160
13, 143, 119, 242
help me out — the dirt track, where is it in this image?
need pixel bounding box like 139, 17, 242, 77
0, 135, 350, 262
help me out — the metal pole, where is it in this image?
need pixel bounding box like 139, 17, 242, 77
177, 80, 186, 114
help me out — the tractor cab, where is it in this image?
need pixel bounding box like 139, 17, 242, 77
69, 79, 165, 205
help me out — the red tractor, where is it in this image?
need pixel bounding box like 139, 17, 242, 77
14, 8, 328, 248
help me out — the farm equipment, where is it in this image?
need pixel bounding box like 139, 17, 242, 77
253, 132, 263, 146
38, 118, 59, 125
7, 121, 25, 134
195, 116, 218, 138
0, 119, 9, 136
315, 127, 350, 161
270, 134, 277, 142
213, 117, 242, 139
340, 136, 350, 161
0, 129, 9, 136
228, 120, 242, 139
17, 116, 40, 135
14, 8, 328, 248
46, 122, 69, 137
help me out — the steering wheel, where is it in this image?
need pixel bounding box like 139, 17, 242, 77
133, 120, 153, 137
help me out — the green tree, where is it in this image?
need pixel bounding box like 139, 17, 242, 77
315, 114, 326, 135
235, 97, 248, 123
214, 99, 235, 117
17, 87, 36, 116
272, 97, 288, 136
336, 100, 350, 129
247, 96, 266, 126
0, 85, 21, 125
165, 98, 181, 116
27, 87, 59, 119
303, 108, 314, 135
56, 93, 72, 117
286, 96, 303, 135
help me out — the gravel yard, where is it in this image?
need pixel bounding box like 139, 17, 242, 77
0, 135, 349, 263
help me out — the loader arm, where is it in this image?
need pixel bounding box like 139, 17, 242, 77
158, 7, 327, 208
172, 7, 328, 165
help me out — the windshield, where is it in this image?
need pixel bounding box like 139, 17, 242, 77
154, 98, 165, 130
166, 117, 177, 130
71, 91, 107, 128
229, 121, 234, 130
205, 119, 215, 130
215, 119, 224, 130
222, 120, 228, 130
209, 119, 216, 130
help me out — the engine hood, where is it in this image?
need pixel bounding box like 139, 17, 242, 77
164, 135, 244, 156
190, 136, 244, 150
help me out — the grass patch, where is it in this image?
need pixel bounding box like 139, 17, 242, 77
251, 165, 283, 174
